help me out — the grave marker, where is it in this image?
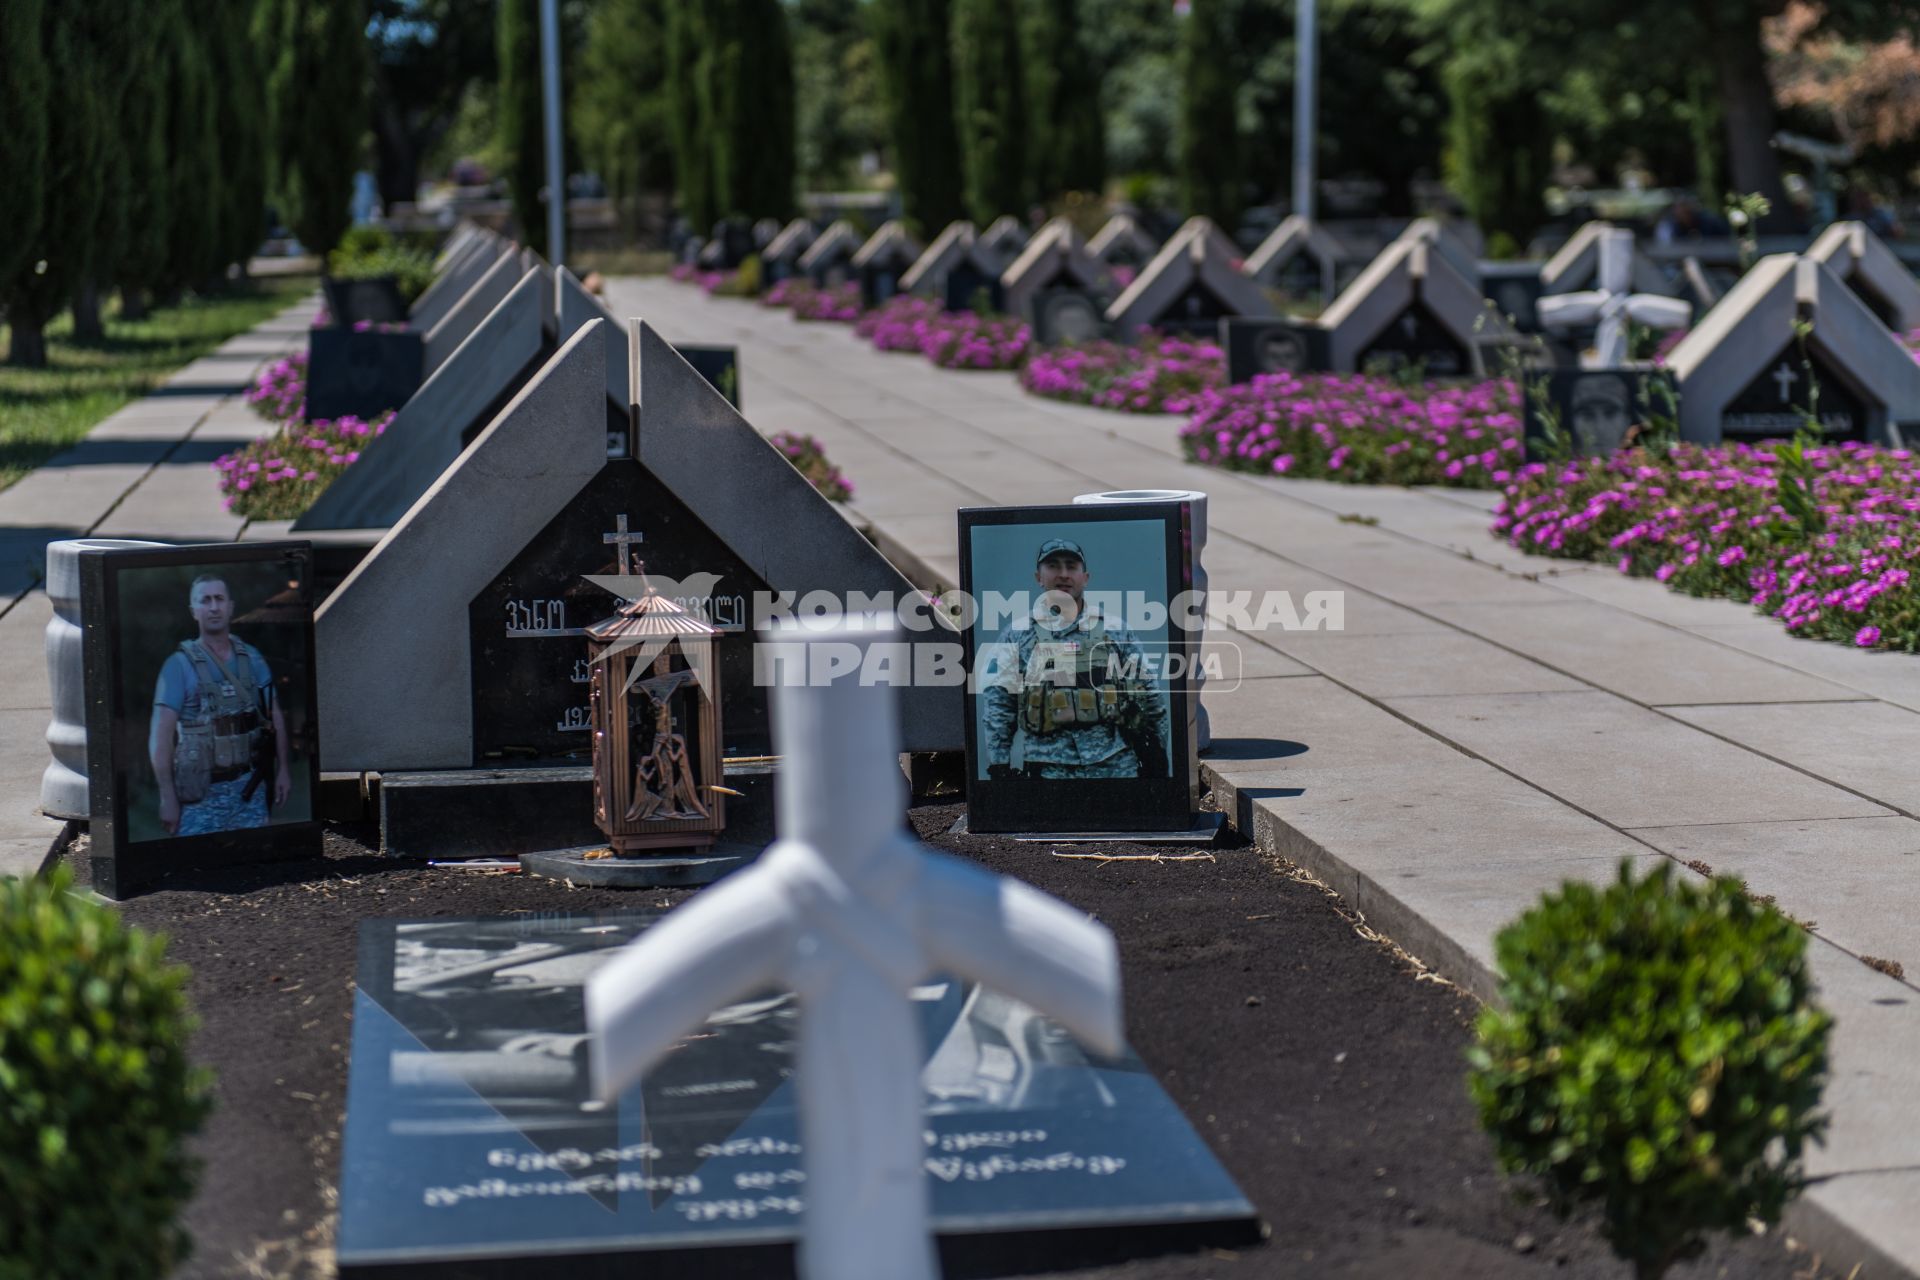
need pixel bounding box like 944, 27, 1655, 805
1087, 213, 1158, 271
979, 215, 1029, 262
1001, 217, 1110, 322
799, 219, 861, 289
410, 232, 510, 334
1536, 227, 1690, 367
422, 248, 524, 375
1222, 316, 1332, 382
901, 222, 1010, 312
1540, 221, 1671, 299
1806, 220, 1920, 333
1317, 238, 1503, 375
1105, 217, 1271, 339
1664, 254, 1920, 443
852, 219, 924, 309
1243, 214, 1347, 303
293, 267, 554, 532
763, 218, 817, 284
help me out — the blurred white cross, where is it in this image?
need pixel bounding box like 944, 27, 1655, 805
1538, 228, 1691, 367
585, 617, 1124, 1280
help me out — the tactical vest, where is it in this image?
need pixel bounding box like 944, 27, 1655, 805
175, 640, 265, 777
1020, 621, 1123, 736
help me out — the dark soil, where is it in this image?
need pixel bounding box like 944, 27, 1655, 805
62, 809, 1836, 1280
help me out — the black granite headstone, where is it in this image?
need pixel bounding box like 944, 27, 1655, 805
1149, 282, 1236, 339
1522, 369, 1679, 461
1031, 289, 1105, 347
1222, 317, 1332, 383
1722, 342, 1871, 441
336, 912, 1257, 1278
323, 276, 408, 327
467, 459, 775, 766
943, 261, 1005, 314
859, 264, 904, 311
1355, 301, 1471, 378
306, 327, 425, 422
807, 254, 853, 290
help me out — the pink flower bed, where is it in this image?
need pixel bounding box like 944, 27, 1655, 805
919, 311, 1032, 370
215, 414, 394, 521
1180, 372, 1524, 486
1020, 333, 1226, 413
245, 352, 308, 424
770, 431, 854, 502
856, 295, 942, 350
789, 282, 862, 323
1496, 439, 1920, 650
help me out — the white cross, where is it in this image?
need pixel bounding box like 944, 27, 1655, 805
584, 617, 1124, 1280
602, 514, 642, 575
1771, 360, 1800, 403
1537, 228, 1691, 367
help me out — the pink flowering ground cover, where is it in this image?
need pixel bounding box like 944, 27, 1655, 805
1496, 438, 1920, 650
856, 295, 942, 350
769, 430, 854, 502
246, 352, 308, 424
788, 282, 863, 323
919, 311, 1032, 370
1020, 333, 1227, 413
215, 414, 394, 521
1180, 372, 1524, 486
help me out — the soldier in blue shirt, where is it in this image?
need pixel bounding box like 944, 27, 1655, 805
149, 575, 292, 836
980, 538, 1170, 780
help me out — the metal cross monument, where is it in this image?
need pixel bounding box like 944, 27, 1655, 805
1538, 227, 1692, 367
585, 617, 1125, 1280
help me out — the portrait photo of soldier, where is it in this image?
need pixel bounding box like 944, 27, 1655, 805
977, 536, 1172, 782
148, 574, 293, 836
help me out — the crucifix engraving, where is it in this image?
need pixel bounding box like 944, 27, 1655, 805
585, 618, 1123, 1280
1772, 360, 1801, 403
602, 514, 642, 575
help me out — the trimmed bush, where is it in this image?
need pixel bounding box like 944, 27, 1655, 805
0, 866, 213, 1278
327, 227, 434, 306
1468, 860, 1830, 1280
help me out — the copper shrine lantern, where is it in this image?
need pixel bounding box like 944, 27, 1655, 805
586, 569, 726, 853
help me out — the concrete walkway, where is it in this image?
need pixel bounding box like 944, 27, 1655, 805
607, 275, 1920, 1278
0, 301, 310, 875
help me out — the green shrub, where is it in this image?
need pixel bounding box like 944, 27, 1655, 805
0, 867, 214, 1280
326, 226, 436, 305
1468, 860, 1830, 1280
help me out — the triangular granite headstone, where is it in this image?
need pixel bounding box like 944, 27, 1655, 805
1806, 220, 1920, 333
411, 232, 510, 334
423, 248, 525, 374
1106, 217, 1271, 339
980, 215, 1029, 261
799, 220, 860, 288
1665, 254, 1920, 444
1243, 215, 1347, 302
1318, 238, 1505, 376
1002, 217, 1110, 321
851, 220, 923, 308
762, 218, 816, 284
1087, 214, 1158, 270
294, 266, 554, 531
315, 319, 961, 773
901, 221, 976, 296
1541, 221, 1671, 299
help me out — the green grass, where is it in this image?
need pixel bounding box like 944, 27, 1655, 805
0, 276, 318, 493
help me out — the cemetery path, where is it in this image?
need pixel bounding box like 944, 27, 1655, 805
0, 299, 310, 878
607, 275, 1920, 1279
66, 813, 1838, 1280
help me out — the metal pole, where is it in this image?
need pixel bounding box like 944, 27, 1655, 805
539, 0, 565, 265
1293, 0, 1317, 224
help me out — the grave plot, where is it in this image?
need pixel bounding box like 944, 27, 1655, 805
1317, 237, 1506, 376
851, 220, 924, 309
762, 219, 817, 285
1001, 217, 1111, 328
1665, 254, 1920, 444
1105, 218, 1271, 340
799, 220, 861, 288
1243, 215, 1350, 305
1806, 220, 1920, 334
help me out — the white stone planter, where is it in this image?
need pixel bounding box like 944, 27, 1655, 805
1072, 489, 1210, 751
41, 539, 164, 820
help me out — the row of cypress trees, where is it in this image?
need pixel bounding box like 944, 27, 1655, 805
0, 0, 365, 368
873, 0, 1108, 234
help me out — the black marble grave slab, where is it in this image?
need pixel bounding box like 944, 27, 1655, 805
1355, 300, 1471, 379
337, 912, 1258, 1278
307, 327, 425, 422
1031, 289, 1105, 347
467, 458, 774, 766
1222, 316, 1331, 383
1722, 342, 1871, 441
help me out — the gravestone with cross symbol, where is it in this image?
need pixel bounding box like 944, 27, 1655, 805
1536, 227, 1691, 368
1318, 235, 1508, 374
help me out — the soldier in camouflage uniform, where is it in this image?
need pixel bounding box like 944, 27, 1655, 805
149, 575, 292, 836
980, 538, 1170, 780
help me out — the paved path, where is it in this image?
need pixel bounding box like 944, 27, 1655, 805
607, 275, 1920, 1278
0, 301, 309, 875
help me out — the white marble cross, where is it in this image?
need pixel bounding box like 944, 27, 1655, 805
584, 617, 1124, 1280
1538, 228, 1691, 367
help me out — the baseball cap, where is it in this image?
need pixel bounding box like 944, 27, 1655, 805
1035, 538, 1087, 566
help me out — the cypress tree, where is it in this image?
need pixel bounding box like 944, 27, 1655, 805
952, 0, 1029, 225
0, 0, 48, 298
64, 2, 133, 341
574, 0, 676, 222
3, 5, 92, 367
206, 0, 269, 280
665, 1, 715, 231
869, 0, 964, 236
1442, 59, 1551, 251
262, 0, 367, 261
159, 22, 218, 299
1178, 0, 1242, 229
1026, 0, 1104, 202
497, 0, 548, 257
708, 0, 797, 222
118, 1, 178, 321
